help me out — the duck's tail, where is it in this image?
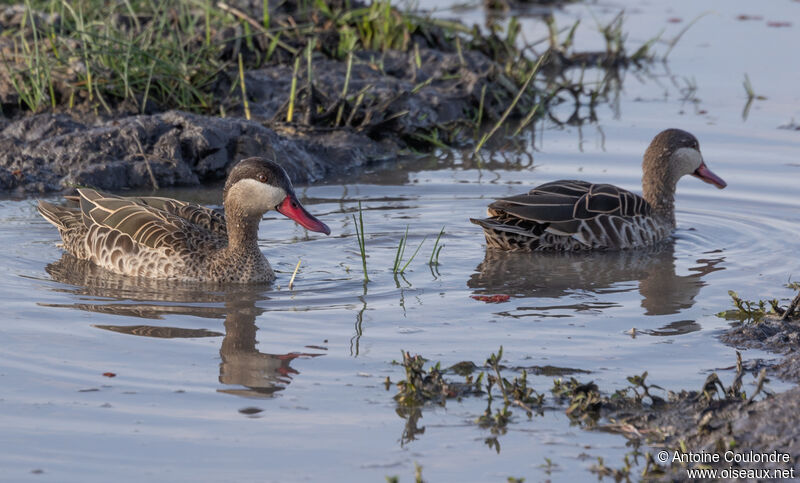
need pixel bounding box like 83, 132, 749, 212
38, 199, 90, 258
38, 200, 82, 231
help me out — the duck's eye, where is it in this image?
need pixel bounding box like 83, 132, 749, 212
257, 174, 267, 183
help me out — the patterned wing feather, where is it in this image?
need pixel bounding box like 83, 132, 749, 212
76, 189, 223, 252
530, 180, 593, 197
489, 195, 577, 222
473, 180, 658, 250
132, 196, 227, 237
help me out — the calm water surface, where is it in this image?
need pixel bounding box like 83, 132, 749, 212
2, 0, 799, 481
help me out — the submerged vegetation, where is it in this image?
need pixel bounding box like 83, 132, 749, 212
389, 346, 789, 478
716, 290, 780, 324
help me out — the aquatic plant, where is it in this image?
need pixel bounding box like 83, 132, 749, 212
485, 347, 544, 417
589, 456, 632, 481
428, 227, 445, 266
393, 351, 483, 407
621, 371, 664, 405
385, 462, 424, 483
551, 377, 603, 424
394, 351, 448, 407
741, 73, 767, 120
716, 290, 775, 324
391, 226, 426, 275
780, 286, 800, 321
352, 201, 369, 282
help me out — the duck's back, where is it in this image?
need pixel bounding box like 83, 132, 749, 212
39, 189, 230, 280
470, 180, 670, 250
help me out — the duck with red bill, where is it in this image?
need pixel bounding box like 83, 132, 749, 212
276, 193, 331, 235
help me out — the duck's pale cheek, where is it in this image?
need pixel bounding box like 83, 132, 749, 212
227, 179, 286, 214
671, 147, 705, 179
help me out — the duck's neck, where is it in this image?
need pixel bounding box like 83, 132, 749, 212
216, 197, 274, 283
224, 207, 263, 256
642, 152, 679, 228
643, 180, 677, 228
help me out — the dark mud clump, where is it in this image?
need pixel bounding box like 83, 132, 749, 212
720, 290, 800, 383
0, 110, 392, 192
579, 361, 799, 478
579, 291, 800, 477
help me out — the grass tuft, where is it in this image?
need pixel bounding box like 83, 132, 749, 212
475, 52, 547, 154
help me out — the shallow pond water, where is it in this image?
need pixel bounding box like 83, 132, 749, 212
2, 0, 800, 481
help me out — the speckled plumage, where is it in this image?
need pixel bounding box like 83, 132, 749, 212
38, 158, 330, 283
471, 129, 727, 251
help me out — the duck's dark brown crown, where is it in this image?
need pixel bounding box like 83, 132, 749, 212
224, 158, 294, 199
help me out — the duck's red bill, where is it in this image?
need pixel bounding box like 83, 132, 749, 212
276, 194, 331, 235
692, 162, 727, 189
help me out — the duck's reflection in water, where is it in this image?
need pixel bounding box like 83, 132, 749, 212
42, 254, 322, 398
468, 242, 723, 327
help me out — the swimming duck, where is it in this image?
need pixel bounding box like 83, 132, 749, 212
38, 157, 331, 283
470, 129, 727, 251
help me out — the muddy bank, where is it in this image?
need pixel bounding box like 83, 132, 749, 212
722, 313, 800, 384
0, 1, 533, 193
0, 110, 394, 193
0, 1, 653, 193
560, 293, 800, 478
583, 295, 800, 478
587, 364, 799, 478
0, 44, 518, 193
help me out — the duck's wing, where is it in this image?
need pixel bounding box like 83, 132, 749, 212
77, 189, 225, 253
492, 181, 650, 233
129, 196, 227, 237
81, 192, 227, 237
472, 180, 655, 249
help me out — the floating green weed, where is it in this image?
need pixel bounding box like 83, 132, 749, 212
716, 290, 774, 323
551, 377, 602, 423
394, 351, 447, 406
741, 73, 767, 120
485, 346, 544, 417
